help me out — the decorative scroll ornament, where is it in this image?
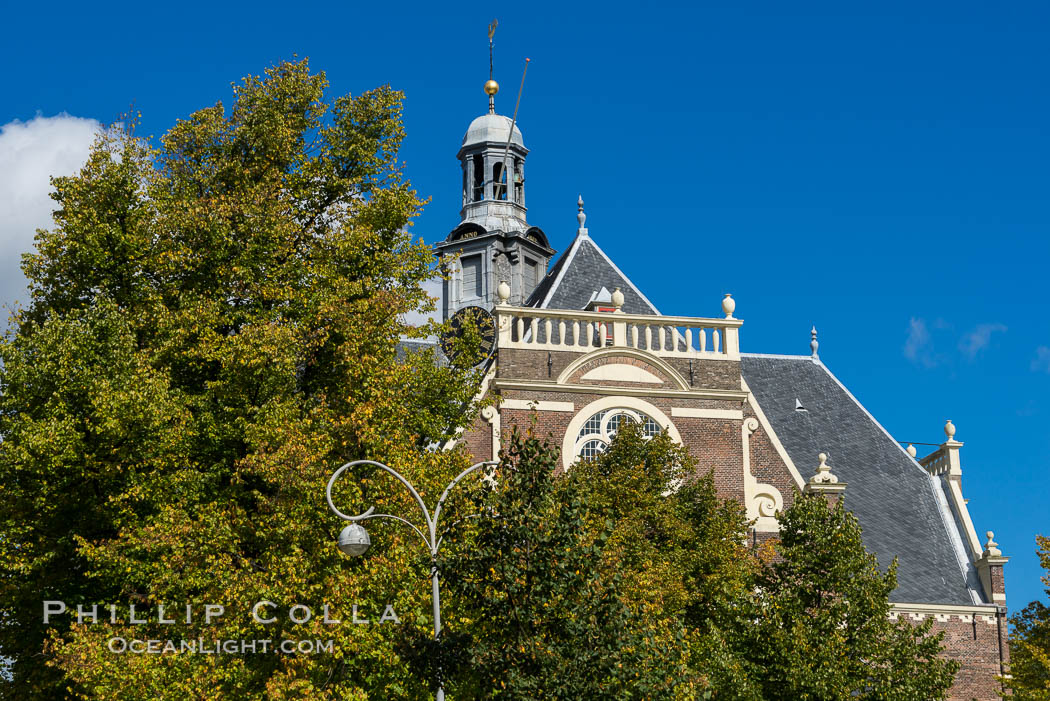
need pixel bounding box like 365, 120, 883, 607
742, 417, 784, 529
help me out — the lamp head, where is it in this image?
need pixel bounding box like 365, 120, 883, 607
337, 523, 371, 556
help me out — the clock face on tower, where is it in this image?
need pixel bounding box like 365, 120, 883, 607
441, 305, 496, 366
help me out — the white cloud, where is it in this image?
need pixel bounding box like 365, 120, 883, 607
1032, 346, 1050, 374
903, 317, 936, 368
959, 323, 1007, 360
0, 114, 101, 311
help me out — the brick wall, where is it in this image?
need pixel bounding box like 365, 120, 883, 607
893, 610, 1009, 700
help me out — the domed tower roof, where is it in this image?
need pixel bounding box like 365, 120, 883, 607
462, 113, 524, 149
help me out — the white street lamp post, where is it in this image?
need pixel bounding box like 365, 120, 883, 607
326, 459, 497, 701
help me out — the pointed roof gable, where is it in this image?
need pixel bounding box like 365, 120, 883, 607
740, 354, 983, 605
527, 232, 660, 315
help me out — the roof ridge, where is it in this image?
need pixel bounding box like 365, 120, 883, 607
811, 359, 981, 600
577, 236, 661, 315
534, 234, 584, 308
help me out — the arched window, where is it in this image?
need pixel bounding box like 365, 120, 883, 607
573, 408, 662, 461
493, 162, 507, 200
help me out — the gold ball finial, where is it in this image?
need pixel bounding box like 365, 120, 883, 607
484, 79, 499, 96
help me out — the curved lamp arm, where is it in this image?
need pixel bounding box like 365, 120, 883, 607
326, 459, 498, 556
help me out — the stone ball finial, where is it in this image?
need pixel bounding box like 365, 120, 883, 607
722, 293, 736, 319
484, 79, 500, 96
496, 280, 511, 305
810, 326, 819, 358
944, 419, 956, 440
611, 287, 624, 310
906, 444, 917, 458
984, 531, 1002, 557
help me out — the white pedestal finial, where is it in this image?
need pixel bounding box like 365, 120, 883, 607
576, 195, 588, 236
810, 326, 819, 359
983, 531, 1002, 557
611, 287, 624, 310
722, 293, 736, 319
805, 451, 845, 497
906, 444, 917, 458
944, 419, 956, 440
496, 280, 511, 305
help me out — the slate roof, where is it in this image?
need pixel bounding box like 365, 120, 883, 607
740, 354, 982, 605
527, 233, 660, 315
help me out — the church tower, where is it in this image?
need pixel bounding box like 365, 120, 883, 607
435, 77, 554, 320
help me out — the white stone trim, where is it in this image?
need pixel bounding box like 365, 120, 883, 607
492, 378, 747, 402
670, 408, 744, 420
740, 376, 805, 491
500, 399, 575, 412
480, 405, 501, 462
889, 601, 1000, 625
560, 396, 681, 472
556, 347, 690, 390
742, 417, 783, 532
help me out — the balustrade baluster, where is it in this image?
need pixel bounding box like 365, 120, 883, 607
558, 320, 565, 347
713, 329, 721, 353
516, 316, 524, 343
544, 319, 552, 346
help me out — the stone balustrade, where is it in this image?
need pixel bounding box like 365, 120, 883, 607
494, 306, 742, 360
920, 449, 951, 476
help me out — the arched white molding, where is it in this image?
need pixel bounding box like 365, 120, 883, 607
556, 347, 690, 391
560, 395, 681, 472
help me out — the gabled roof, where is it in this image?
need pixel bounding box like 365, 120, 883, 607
527, 233, 660, 315
740, 354, 982, 605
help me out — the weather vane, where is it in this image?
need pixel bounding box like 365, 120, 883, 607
488, 19, 498, 80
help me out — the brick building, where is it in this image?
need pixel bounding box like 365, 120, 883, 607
426, 82, 1010, 699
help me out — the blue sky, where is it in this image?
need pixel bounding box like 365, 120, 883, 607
1, 1, 1048, 609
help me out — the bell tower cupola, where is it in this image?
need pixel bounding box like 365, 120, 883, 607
435, 68, 554, 320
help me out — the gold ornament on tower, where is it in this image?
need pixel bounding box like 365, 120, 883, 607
484, 79, 500, 96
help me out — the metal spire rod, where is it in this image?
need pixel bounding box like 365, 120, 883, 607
493, 57, 530, 195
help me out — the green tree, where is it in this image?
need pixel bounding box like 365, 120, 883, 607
1006, 535, 1050, 699
0, 59, 480, 699
573, 422, 759, 698
439, 428, 678, 699
741, 492, 959, 700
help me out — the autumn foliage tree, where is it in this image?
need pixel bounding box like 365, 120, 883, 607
1007, 535, 1050, 699
0, 59, 480, 700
